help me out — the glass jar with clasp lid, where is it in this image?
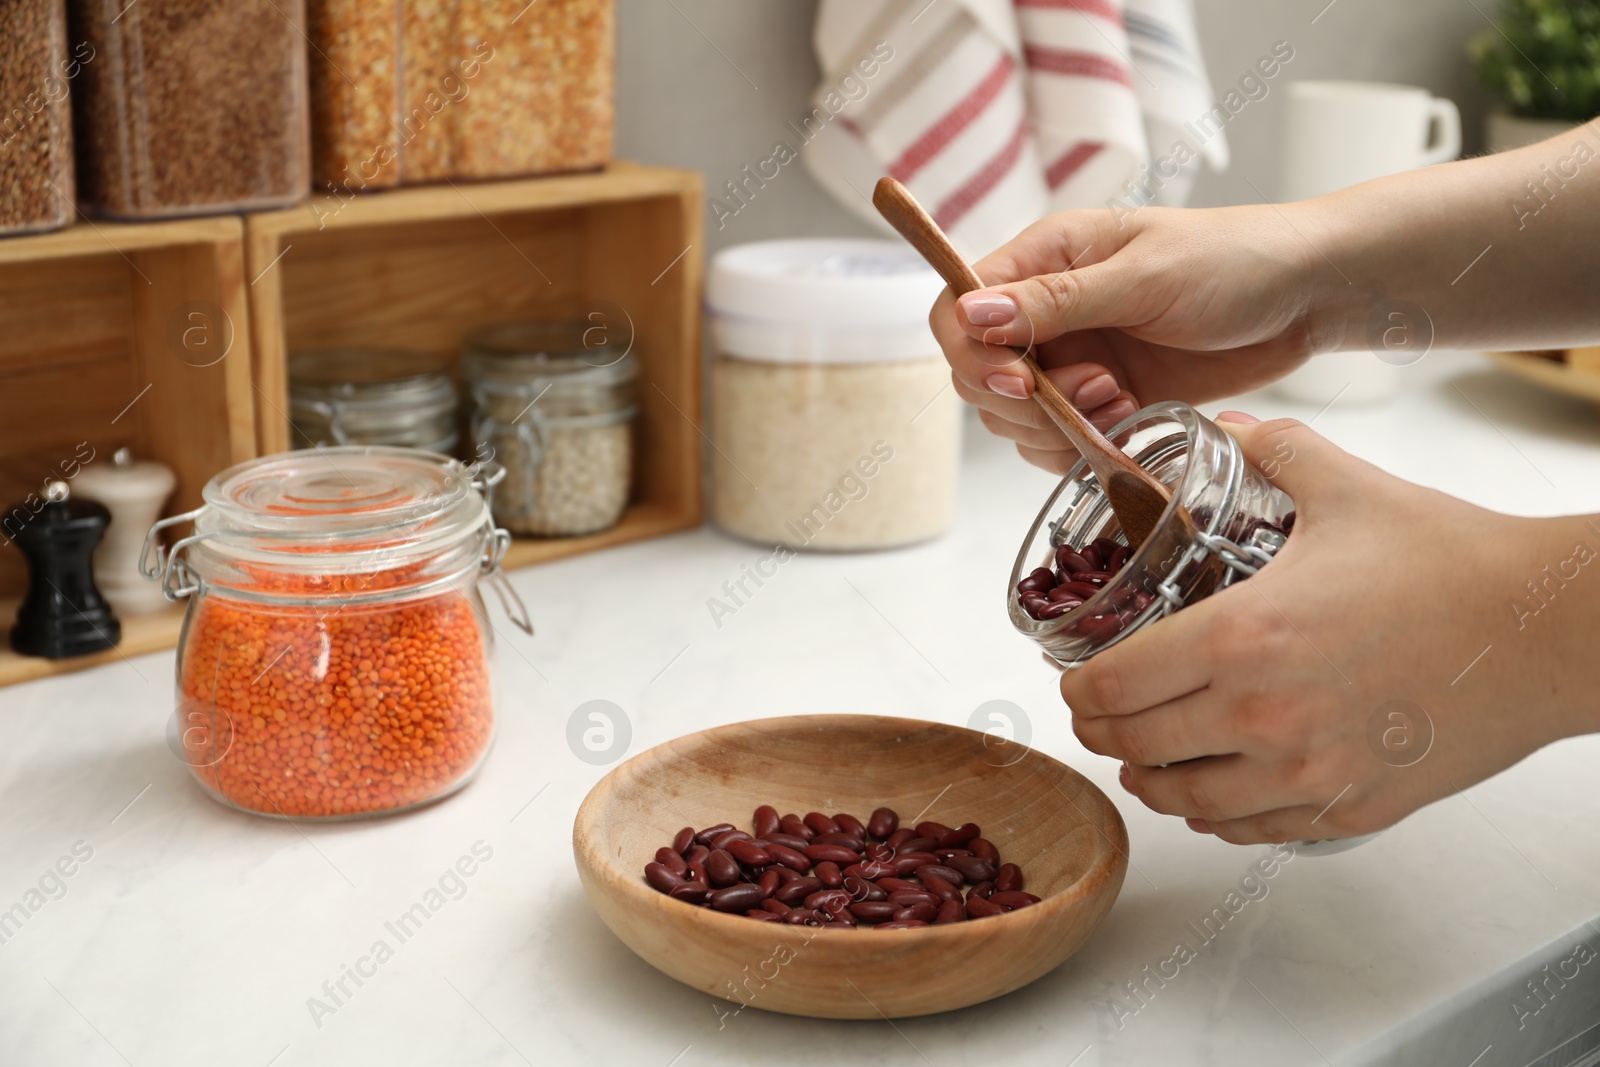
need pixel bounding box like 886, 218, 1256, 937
1007, 401, 1376, 856
289, 349, 459, 454
461, 319, 638, 537
140, 447, 530, 820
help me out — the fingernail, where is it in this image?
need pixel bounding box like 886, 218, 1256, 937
959, 292, 1018, 327
1186, 818, 1214, 835
1118, 762, 1133, 794
1072, 373, 1120, 409
1215, 410, 1260, 425
986, 374, 1029, 399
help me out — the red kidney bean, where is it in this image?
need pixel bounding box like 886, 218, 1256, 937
684, 844, 710, 865
814, 861, 843, 888
894, 902, 938, 923
936, 823, 980, 847
710, 829, 753, 851
655, 848, 688, 877
803, 812, 841, 836
867, 807, 899, 838
1018, 566, 1056, 594
1047, 585, 1085, 603
833, 813, 868, 839
764, 833, 809, 851
760, 898, 790, 915
843, 875, 887, 902
897, 836, 939, 854
672, 827, 696, 855
710, 884, 766, 912
1039, 599, 1080, 619
1055, 546, 1091, 574
915, 865, 965, 889
753, 805, 780, 838
686, 860, 708, 885
804, 889, 852, 912
947, 856, 997, 883
933, 848, 973, 861
1075, 570, 1115, 586
783, 909, 821, 925
877, 921, 928, 929
779, 815, 814, 841
864, 841, 894, 862
917, 871, 963, 904
967, 880, 995, 902
890, 852, 940, 875
966, 896, 1009, 919
727, 840, 772, 868
935, 900, 967, 923
1080, 543, 1104, 571
988, 891, 1040, 909
644, 863, 684, 893
824, 907, 858, 927
757, 869, 781, 898
843, 861, 897, 881
803, 844, 858, 866
743, 909, 780, 922
1092, 536, 1121, 561
885, 828, 915, 848
695, 823, 735, 847
849, 901, 898, 922
1107, 544, 1130, 572
969, 838, 1000, 864
887, 890, 939, 908
875, 877, 922, 893
706, 850, 742, 887
914, 821, 952, 840
995, 863, 1025, 893
773, 865, 803, 885
764, 844, 812, 873
1056, 580, 1101, 600
812, 833, 865, 851
669, 882, 708, 904
775, 877, 822, 905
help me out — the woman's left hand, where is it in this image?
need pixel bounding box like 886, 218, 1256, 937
1063, 413, 1594, 844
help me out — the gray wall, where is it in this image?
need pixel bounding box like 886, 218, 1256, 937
615, 0, 1497, 253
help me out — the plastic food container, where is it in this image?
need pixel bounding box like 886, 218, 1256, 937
141, 447, 530, 819
706, 239, 961, 551
462, 320, 636, 537
1009, 402, 1294, 666
0, 0, 76, 236
289, 349, 459, 454
70, 0, 310, 218
308, 0, 614, 191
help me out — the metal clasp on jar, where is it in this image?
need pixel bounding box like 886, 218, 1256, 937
139, 507, 208, 600
479, 523, 534, 636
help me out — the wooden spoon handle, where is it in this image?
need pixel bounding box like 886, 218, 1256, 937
872, 178, 1131, 466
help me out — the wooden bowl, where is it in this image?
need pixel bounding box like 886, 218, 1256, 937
572, 714, 1128, 1019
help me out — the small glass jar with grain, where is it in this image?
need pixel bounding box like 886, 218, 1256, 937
462, 320, 637, 538
706, 239, 961, 551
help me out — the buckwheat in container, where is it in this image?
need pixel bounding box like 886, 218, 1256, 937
706, 239, 962, 551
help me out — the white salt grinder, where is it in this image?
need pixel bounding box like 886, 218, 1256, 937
74, 448, 177, 617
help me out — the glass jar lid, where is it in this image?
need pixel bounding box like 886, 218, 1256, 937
289, 348, 455, 407
167, 448, 493, 597
462, 319, 637, 420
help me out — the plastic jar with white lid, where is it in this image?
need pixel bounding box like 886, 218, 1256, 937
706, 238, 962, 551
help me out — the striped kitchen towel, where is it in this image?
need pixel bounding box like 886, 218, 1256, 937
804, 0, 1228, 260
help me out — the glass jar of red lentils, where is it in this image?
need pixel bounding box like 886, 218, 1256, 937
142, 447, 530, 820
1009, 401, 1295, 668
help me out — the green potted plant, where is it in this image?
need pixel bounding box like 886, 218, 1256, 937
1471, 0, 1600, 150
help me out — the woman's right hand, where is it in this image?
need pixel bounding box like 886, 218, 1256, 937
929, 202, 1337, 474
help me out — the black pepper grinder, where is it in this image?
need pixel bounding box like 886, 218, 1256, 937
9, 480, 121, 658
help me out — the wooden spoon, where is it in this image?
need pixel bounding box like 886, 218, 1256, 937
872, 177, 1172, 548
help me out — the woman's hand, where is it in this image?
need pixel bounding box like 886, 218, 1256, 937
930, 204, 1336, 474
1062, 414, 1595, 844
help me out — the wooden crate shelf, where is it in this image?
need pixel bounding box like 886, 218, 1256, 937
244, 163, 706, 575
0, 216, 255, 687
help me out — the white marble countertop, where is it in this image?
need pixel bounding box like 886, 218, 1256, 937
3, 353, 1598, 1067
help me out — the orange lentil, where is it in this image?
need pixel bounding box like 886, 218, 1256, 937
177, 565, 492, 818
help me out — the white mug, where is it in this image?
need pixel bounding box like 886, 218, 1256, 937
1274, 84, 1458, 404
1279, 81, 1461, 202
